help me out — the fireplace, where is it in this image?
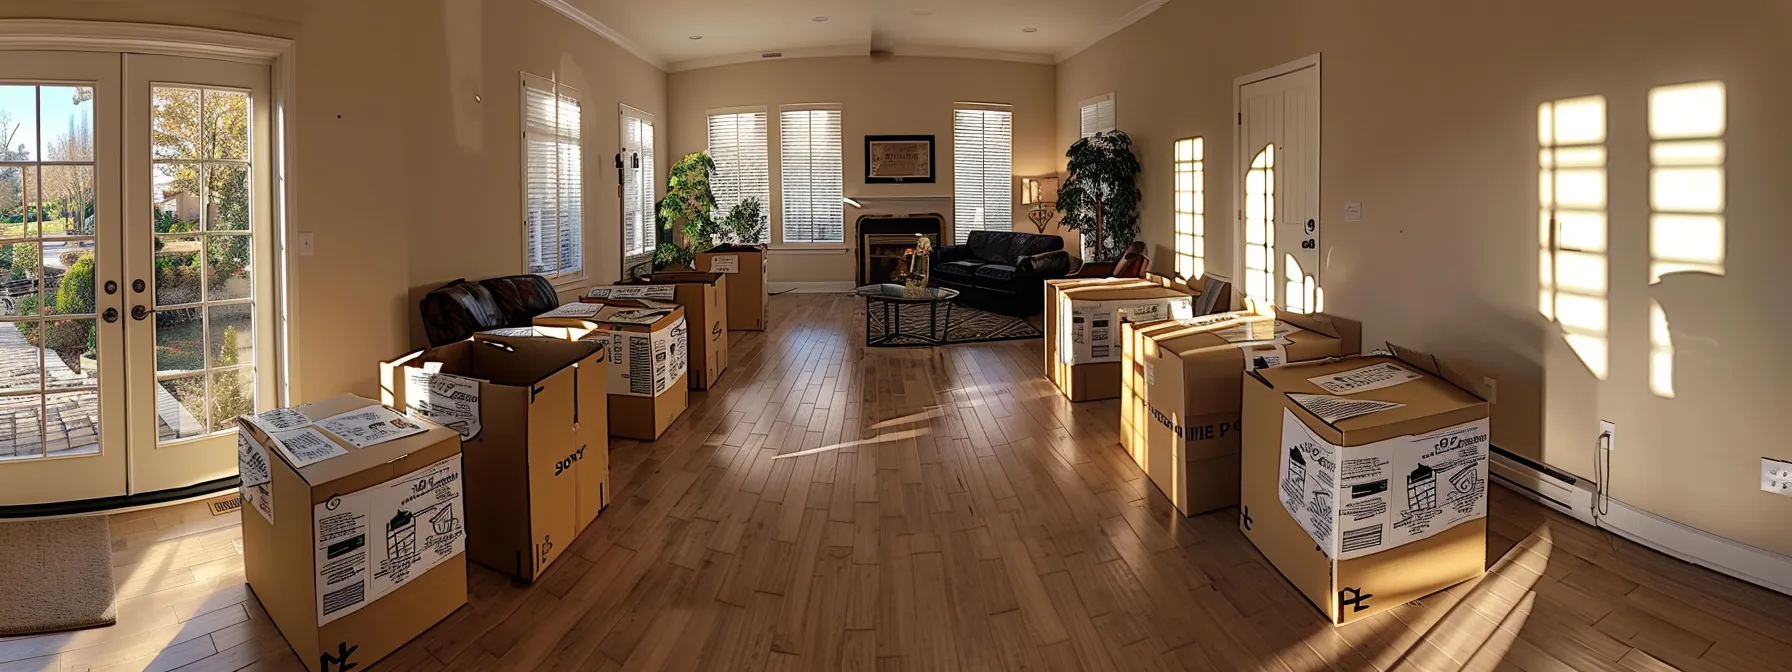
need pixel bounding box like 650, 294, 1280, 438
857, 214, 944, 286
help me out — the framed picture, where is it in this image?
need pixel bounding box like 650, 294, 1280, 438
865, 135, 935, 183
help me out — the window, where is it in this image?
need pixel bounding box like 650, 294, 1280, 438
1538, 95, 1608, 379
1079, 93, 1115, 138
522, 74, 583, 280
952, 106, 1013, 244
1647, 81, 1726, 398
1243, 144, 1275, 304
708, 108, 769, 244
620, 106, 655, 264
1174, 137, 1204, 280
779, 105, 843, 244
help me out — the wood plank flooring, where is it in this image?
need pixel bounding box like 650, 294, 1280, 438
7, 293, 1792, 671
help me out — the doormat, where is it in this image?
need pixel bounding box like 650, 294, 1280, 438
0, 516, 116, 636
207, 495, 243, 516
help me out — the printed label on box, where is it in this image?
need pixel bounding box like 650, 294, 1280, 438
479, 326, 546, 338
1063, 297, 1195, 365
587, 285, 677, 300
707, 255, 740, 273
268, 426, 349, 468
1307, 362, 1422, 395
316, 406, 429, 449
537, 302, 604, 320
246, 407, 312, 433
1241, 343, 1290, 371
1279, 409, 1489, 559
403, 369, 482, 441
1288, 393, 1407, 424
602, 316, 688, 397
237, 428, 274, 523
314, 455, 466, 626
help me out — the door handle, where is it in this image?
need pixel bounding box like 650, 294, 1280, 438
103, 307, 119, 323
131, 305, 153, 321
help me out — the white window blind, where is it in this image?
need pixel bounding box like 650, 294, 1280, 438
522, 74, 583, 279
1080, 94, 1116, 138
621, 107, 655, 262
779, 106, 843, 244
708, 109, 770, 243
952, 107, 1013, 244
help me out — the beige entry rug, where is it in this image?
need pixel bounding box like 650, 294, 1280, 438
0, 516, 116, 636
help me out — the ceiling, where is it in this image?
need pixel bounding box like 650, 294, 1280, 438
553, 0, 1168, 71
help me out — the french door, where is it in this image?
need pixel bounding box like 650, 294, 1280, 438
1237, 58, 1321, 313
0, 50, 274, 507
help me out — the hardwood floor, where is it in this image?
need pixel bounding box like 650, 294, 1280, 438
7, 293, 1791, 671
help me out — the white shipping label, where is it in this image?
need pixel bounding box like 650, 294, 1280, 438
660, 317, 689, 395
1279, 409, 1490, 559
237, 428, 274, 523
1064, 297, 1195, 365
404, 369, 482, 441
314, 455, 466, 625
1214, 320, 1300, 345
588, 285, 677, 300
316, 406, 429, 449
1241, 344, 1290, 372
479, 326, 547, 338
1308, 362, 1422, 395
536, 302, 604, 320
246, 407, 311, 433
605, 308, 673, 325
1288, 393, 1407, 424
268, 426, 349, 468
604, 317, 688, 397
707, 255, 740, 273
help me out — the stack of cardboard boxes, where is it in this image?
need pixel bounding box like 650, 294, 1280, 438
1044, 275, 1196, 402
696, 245, 768, 331
531, 299, 691, 440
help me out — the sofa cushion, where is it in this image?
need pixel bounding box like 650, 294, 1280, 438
965, 230, 1064, 265
420, 274, 560, 346
935, 260, 986, 279
972, 264, 1018, 282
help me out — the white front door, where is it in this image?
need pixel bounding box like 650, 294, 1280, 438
0, 50, 274, 507
1237, 58, 1321, 313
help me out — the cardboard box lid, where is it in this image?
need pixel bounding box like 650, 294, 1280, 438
255, 395, 460, 490
1252, 345, 1488, 446
700, 244, 766, 254
641, 271, 724, 286
390, 337, 602, 388
1059, 281, 1187, 302
586, 304, 686, 334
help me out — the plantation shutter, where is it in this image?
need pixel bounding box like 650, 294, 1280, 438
779, 105, 844, 244
952, 107, 1013, 244
707, 109, 770, 243
1079, 94, 1116, 138
522, 74, 583, 278
621, 106, 655, 261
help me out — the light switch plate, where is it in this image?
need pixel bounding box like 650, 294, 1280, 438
298, 232, 315, 257
1764, 457, 1792, 496
1344, 202, 1362, 222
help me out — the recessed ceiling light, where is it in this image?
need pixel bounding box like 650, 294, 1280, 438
1022, 27, 1038, 33
912, 10, 933, 16
688, 35, 703, 40
812, 16, 828, 22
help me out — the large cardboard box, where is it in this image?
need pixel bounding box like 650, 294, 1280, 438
1120, 310, 1362, 517
1240, 345, 1492, 625
1046, 276, 1196, 401
696, 244, 767, 331
379, 337, 609, 581
533, 304, 690, 440
235, 395, 467, 672
590, 274, 729, 390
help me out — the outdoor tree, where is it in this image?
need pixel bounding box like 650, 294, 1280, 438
210, 325, 253, 430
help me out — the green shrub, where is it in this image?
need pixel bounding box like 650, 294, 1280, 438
55, 255, 96, 315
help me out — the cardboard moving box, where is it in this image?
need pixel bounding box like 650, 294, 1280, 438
696, 244, 767, 331
1240, 345, 1492, 625
1121, 310, 1362, 517
235, 395, 467, 672
590, 274, 729, 390
380, 337, 609, 581
533, 303, 690, 440
1046, 276, 1195, 401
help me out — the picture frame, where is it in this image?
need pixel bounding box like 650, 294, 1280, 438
865, 135, 935, 183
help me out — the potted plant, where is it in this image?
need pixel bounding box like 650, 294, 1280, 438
1058, 130, 1143, 263
652, 152, 767, 270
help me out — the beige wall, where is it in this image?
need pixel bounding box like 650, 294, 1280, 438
1059, 0, 1792, 554
668, 56, 1061, 284
0, 0, 666, 400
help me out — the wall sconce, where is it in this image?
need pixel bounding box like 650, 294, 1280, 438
1019, 175, 1060, 233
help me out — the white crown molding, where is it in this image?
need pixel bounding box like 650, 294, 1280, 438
0, 18, 289, 62
534, 0, 669, 71
669, 45, 869, 73
885, 45, 1054, 65
1054, 0, 1170, 63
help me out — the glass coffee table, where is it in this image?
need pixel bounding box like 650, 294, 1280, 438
852, 284, 960, 347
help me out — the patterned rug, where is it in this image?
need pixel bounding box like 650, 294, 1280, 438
865, 300, 1042, 346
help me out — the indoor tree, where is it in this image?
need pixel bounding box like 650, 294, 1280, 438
652, 152, 767, 269
1058, 130, 1143, 262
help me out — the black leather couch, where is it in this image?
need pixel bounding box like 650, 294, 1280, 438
930, 231, 1071, 315
419, 274, 560, 346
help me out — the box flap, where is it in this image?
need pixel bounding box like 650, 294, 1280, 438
643, 271, 724, 285
1387, 342, 1492, 402
1256, 356, 1488, 445
1281, 312, 1363, 355
390, 338, 602, 388
246, 395, 460, 491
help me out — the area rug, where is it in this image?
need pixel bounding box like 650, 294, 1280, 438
0, 516, 116, 636
867, 301, 1042, 346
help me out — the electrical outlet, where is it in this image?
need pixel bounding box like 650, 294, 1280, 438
1600, 420, 1616, 453
1763, 457, 1792, 496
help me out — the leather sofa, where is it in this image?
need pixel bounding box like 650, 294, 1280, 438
419, 274, 560, 346
929, 231, 1071, 315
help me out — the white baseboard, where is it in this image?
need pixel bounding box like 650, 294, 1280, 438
769, 281, 855, 294
1491, 447, 1792, 596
